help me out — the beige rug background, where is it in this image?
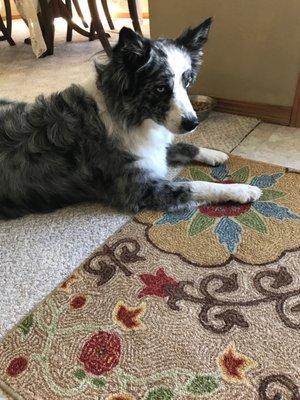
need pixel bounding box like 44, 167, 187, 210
0, 20, 259, 337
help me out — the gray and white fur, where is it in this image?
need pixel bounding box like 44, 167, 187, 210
0, 18, 261, 219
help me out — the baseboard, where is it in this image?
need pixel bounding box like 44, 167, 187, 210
2, 15, 21, 20
214, 98, 292, 125
3, 13, 150, 21
113, 12, 149, 19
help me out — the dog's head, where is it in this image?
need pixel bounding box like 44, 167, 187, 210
98, 18, 212, 134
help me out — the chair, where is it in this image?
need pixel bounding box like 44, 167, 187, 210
37, 0, 142, 57
0, 0, 15, 46
99, 0, 143, 35
38, 0, 112, 56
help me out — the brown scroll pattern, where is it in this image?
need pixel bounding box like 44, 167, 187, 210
165, 266, 300, 334
83, 238, 145, 285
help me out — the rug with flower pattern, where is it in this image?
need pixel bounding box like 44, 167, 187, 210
0, 156, 299, 400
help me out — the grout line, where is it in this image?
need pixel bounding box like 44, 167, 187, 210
230, 120, 261, 154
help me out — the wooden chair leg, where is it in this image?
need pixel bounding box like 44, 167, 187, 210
87, 0, 112, 56
4, 0, 12, 35
0, 14, 15, 45
101, 0, 114, 30
89, 20, 95, 41
65, 0, 73, 42
39, 0, 55, 56
72, 0, 88, 28
127, 0, 142, 35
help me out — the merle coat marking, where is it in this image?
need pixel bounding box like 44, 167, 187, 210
0, 18, 261, 219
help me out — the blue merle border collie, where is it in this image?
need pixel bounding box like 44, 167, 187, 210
0, 18, 261, 219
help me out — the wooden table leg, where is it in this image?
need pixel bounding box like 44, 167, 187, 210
88, 0, 112, 57
127, 0, 142, 35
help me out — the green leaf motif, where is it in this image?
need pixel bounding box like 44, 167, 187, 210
189, 167, 213, 182
147, 387, 174, 400
260, 189, 285, 201
91, 377, 106, 388
74, 369, 86, 380
18, 314, 33, 335
235, 210, 267, 233
230, 166, 249, 183
188, 213, 215, 236
187, 375, 219, 395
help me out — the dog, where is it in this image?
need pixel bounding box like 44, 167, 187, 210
0, 18, 261, 219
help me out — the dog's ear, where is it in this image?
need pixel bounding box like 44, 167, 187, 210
115, 27, 151, 69
176, 17, 213, 52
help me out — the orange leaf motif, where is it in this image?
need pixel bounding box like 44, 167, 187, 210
113, 301, 146, 331
218, 343, 257, 384
60, 272, 81, 292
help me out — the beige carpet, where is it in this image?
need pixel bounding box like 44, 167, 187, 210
0, 19, 259, 338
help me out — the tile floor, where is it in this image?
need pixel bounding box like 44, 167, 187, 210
233, 122, 300, 169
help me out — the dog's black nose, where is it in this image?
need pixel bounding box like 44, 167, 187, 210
181, 116, 199, 132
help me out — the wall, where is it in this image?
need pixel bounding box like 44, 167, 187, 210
149, 0, 300, 107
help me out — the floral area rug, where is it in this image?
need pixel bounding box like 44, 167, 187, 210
0, 156, 299, 400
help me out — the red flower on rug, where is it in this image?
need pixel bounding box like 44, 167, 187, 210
107, 394, 135, 400
70, 295, 86, 309
199, 181, 251, 218
218, 343, 257, 384
6, 356, 28, 377
79, 331, 121, 376
113, 301, 146, 331
138, 268, 179, 298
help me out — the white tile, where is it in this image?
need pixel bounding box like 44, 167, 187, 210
233, 123, 300, 169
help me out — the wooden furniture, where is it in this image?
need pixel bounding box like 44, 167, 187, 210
99, 0, 143, 35
20, 0, 143, 57
127, 0, 142, 35
0, 0, 15, 46
39, 0, 112, 56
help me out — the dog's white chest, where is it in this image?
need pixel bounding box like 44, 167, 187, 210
127, 121, 173, 179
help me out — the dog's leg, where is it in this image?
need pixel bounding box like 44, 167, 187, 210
167, 143, 228, 166
179, 180, 262, 204
113, 169, 261, 212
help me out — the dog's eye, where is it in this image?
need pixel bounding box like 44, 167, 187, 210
156, 85, 167, 93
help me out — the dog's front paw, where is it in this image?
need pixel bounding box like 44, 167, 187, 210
230, 184, 262, 203
197, 148, 229, 166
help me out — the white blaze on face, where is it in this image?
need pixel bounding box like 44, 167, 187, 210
164, 46, 196, 133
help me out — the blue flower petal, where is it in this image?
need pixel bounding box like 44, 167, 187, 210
250, 173, 283, 188
214, 217, 242, 253
253, 202, 299, 220
211, 164, 228, 180
155, 209, 197, 225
